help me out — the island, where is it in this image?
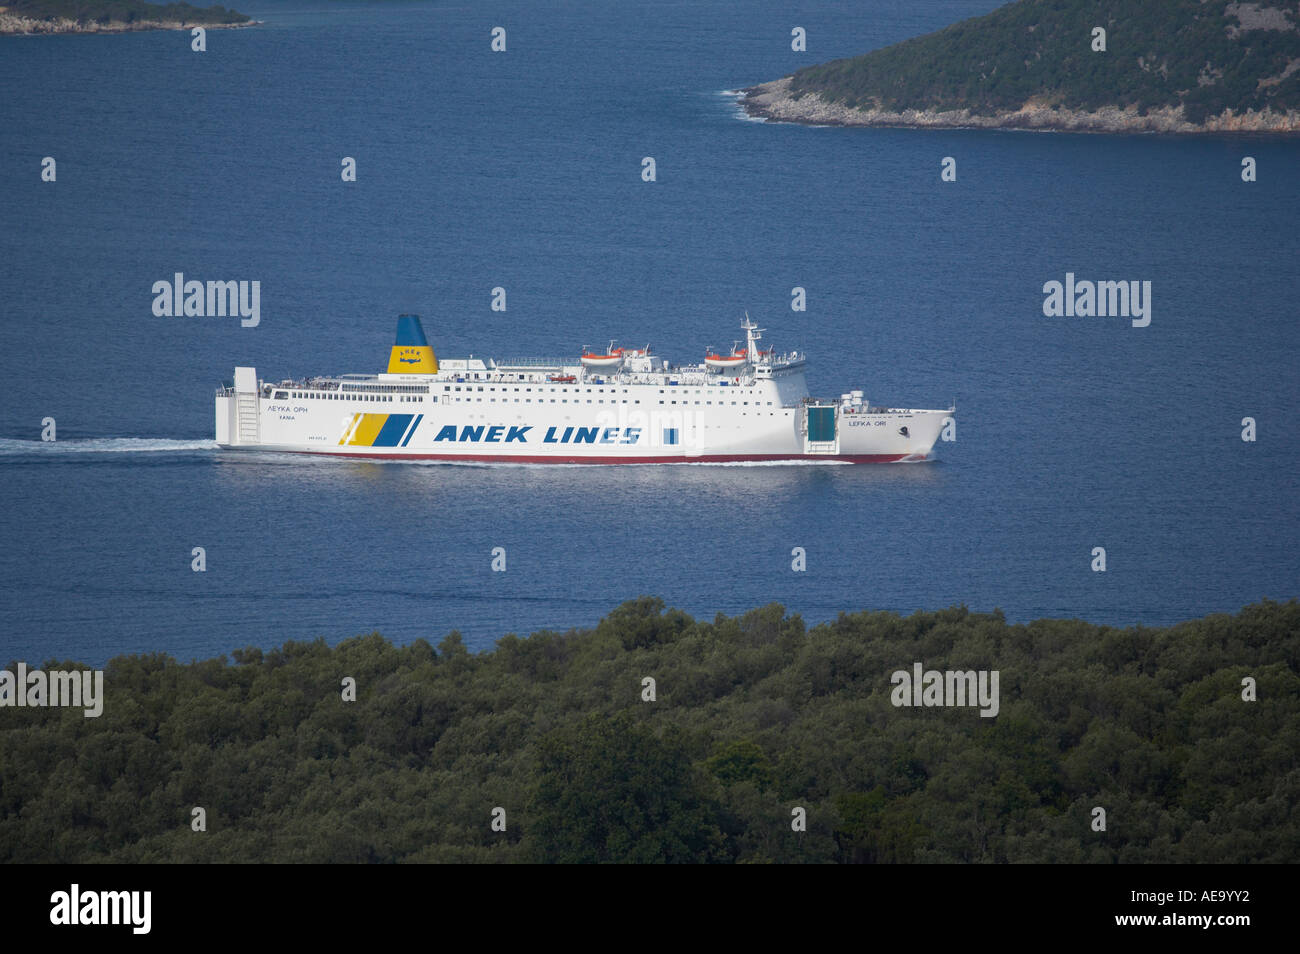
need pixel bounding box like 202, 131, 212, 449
0, 0, 252, 34
741, 0, 1300, 134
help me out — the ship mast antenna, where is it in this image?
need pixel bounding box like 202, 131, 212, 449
741, 311, 764, 364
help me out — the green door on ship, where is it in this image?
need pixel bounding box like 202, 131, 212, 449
808, 407, 835, 442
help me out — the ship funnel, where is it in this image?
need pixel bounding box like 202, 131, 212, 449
387, 314, 438, 374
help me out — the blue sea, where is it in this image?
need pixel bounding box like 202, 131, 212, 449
2, 0, 1297, 666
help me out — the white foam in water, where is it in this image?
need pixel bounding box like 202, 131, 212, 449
718, 88, 769, 123
0, 438, 220, 455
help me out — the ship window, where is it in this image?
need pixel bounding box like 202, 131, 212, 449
274, 391, 287, 399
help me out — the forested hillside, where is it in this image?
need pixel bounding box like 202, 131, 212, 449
2, 598, 1297, 863
786, 0, 1300, 125
3, 0, 248, 26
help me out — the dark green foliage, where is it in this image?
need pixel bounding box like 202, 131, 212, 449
7, 0, 250, 25
1, 599, 1296, 862
787, 0, 1300, 120
524, 713, 725, 863
708, 739, 774, 791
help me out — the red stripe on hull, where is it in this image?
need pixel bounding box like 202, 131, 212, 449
274, 450, 920, 464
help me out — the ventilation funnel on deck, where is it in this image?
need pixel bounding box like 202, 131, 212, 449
387, 314, 438, 373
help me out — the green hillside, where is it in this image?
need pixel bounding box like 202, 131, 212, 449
2, 598, 1297, 863
5, 0, 249, 25
788, 0, 1300, 124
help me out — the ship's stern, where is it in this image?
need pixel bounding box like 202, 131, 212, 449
215, 367, 260, 448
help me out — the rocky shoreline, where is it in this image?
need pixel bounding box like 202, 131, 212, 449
740, 76, 1300, 135
0, 13, 256, 34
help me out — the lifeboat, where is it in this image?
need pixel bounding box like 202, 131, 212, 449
548, 374, 576, 383
580, 342, 625, 369
705, 341, 750, 369
705, 351, 747, 369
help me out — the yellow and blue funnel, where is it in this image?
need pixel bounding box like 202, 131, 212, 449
387, 314, 438, 373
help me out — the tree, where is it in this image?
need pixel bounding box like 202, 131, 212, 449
525, 713, 725, 863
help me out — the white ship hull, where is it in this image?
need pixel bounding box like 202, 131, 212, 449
214, 316, 953, 464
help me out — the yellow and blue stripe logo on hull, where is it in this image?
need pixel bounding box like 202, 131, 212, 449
386, 314, 438, 374
339, 413, 422, 448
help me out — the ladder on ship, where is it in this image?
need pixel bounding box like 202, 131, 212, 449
236, 393, 259, 443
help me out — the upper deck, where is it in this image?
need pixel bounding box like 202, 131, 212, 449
214, 316, 827, 407
231, 317, 808, 393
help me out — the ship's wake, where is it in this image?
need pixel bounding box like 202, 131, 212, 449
0, 438, 220, 457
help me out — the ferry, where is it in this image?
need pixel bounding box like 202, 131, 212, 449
214, 314, 953, 463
